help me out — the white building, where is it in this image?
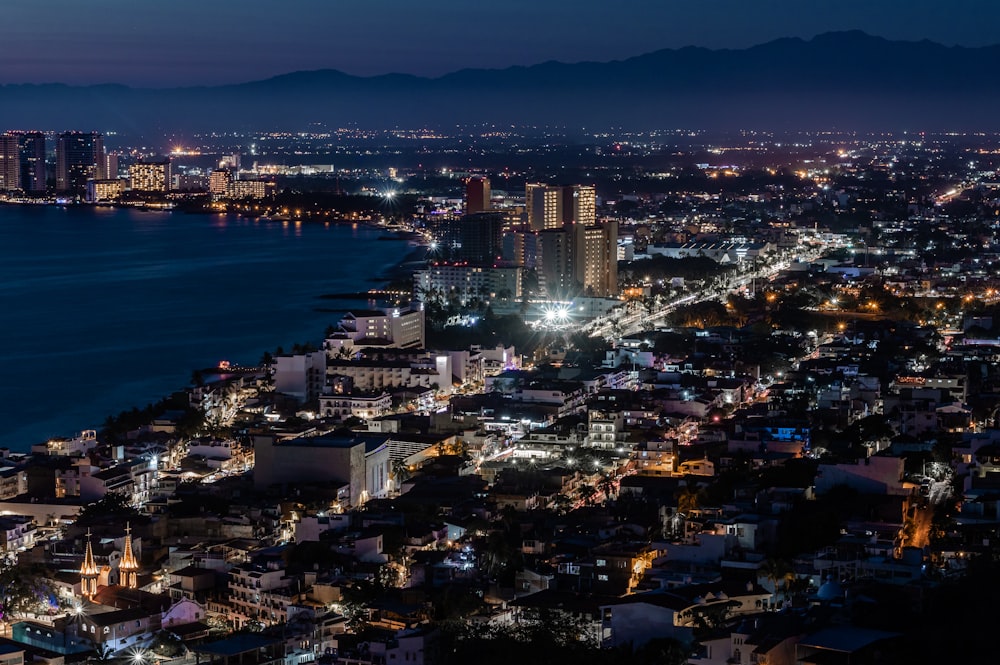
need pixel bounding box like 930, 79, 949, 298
327, 353, 453, 395
318, 391, 392, 421
31, 429, 99, 457
274, 351, 327, 403
0, 515, 35, 552
326, 305, 425, 352
413, 263, 522, 305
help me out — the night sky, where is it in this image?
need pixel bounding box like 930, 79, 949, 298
5, 0, 999, 86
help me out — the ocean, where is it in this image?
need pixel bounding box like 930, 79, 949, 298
0, 205, 415, 451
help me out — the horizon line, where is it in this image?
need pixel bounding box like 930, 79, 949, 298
0, 29, 993, 90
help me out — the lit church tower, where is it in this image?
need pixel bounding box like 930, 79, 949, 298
80, 530, 99, 599
119, 523, 139, 590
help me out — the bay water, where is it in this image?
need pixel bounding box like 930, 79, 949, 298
0, 205, 413, 450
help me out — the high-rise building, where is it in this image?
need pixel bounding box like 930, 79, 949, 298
466, 176, 491, 214
526, 183, 562, 231
18, 132, 46, 193
537, 220, 619, 298
56, 131, 105, 194
459, 211, 505, 262
538, 228, 575, 298
2, 131, 48, 193
105, 152, 120, 180
129, 160, 171, 192
573, 220, 619, 297
566, 184, 596, 227
209, 169, 233, 196
525, 184, 596, 230
504, 229, 540, 269
0, 134, 19, 191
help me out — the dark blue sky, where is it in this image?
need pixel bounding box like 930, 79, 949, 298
5, 0, 998, 86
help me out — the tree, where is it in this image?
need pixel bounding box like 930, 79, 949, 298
597, 473, 617, 501
676, 483, 700, 515
75, 491, 140, 526
761, 557, 796, 603
552, 493, 574, 515
577, 484, 598, 506
0, 559, 55, 620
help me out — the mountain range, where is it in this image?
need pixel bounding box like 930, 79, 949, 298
2, 31, 998, 134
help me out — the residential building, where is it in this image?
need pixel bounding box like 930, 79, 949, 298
273, 351, 326, 403
414, 263, 521, 305
129, 160, 171, 192
537, 220, 618, 297
574, 220, 619, 297
228, 562, 297, 629
0, 515, 35, 552
326, 352, 453, 395
56, 131, 105, 194
459, 211, 505, 262
526, 184, 596, 231
76, 607, 157, 652
229, 179, 274, 199
325, 305, 425, 352
0, 134, 18, 191
85, 179, 126, 202
465, 176, 491, 214
253, 432, 390, 506
209, 169, 232, 196
18, 131, 47, 192
318, 391, 392, 421
31, 429, 99, 457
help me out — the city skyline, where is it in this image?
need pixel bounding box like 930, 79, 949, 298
4, 0, 1000, 86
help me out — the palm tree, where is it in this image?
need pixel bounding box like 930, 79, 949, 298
551, 493, 574, 515
597, 473, 617, 501
761, 557, 796, 604
577, 484, 598, 506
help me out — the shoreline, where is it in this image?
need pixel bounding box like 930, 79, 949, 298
0, 207, 426, 452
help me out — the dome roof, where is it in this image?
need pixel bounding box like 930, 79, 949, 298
816, 578, 844, 600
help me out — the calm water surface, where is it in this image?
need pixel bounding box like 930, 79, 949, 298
0, 205, 413, 450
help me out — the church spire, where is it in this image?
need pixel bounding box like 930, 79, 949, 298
119, 522, 139, 589
80, 529, 99, 599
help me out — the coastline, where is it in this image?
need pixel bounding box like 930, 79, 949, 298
0, 206, 421, 451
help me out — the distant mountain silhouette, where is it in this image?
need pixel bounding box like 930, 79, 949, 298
2, 31, 999, 134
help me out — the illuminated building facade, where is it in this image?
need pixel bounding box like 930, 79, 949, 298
85, 179, 126, 203
56, 131, 105, 194
80, 529, 99, 599
526, 184, 596, 230
229, 179, 274, 200
129, 160, 171, 192
574, 219, 619, 297
537, 220, 618, 298
1, 131, 46, 192
19, 132, 47, 192
209, 169, 233, 196
0, 134, 18, 191
119, 523, 139, 589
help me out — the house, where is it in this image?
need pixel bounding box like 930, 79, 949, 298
77, 607, 158, 653
599, 581, 772, 648
167, 565, 219, 602
815, 456, 909, 496
0, 516, 36, 552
